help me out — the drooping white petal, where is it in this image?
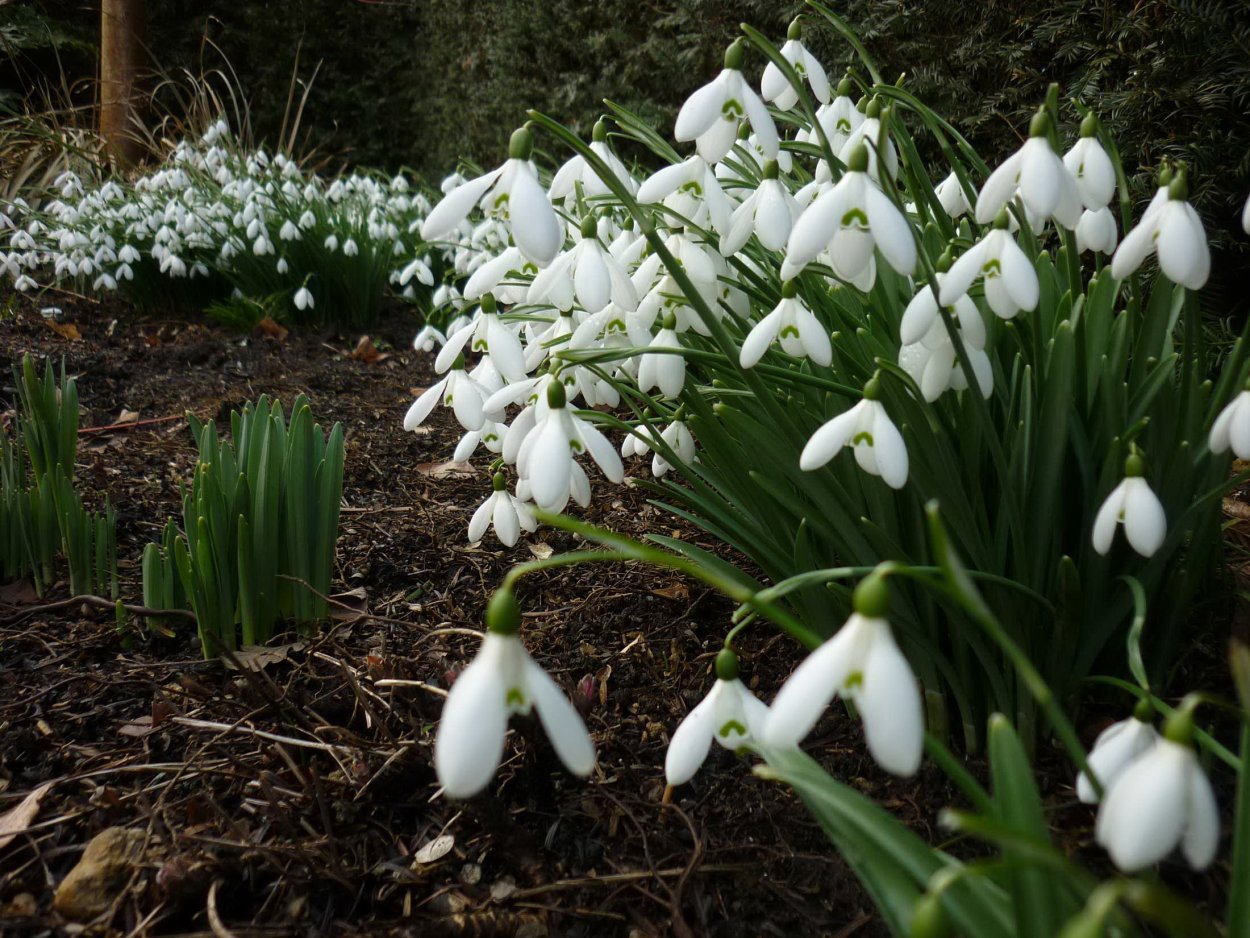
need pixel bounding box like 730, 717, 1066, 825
800, 405, 861, 470
864, 184, 916, 275
525, 657, 596, 776
665, 686, 721, 785
435, 638, 510, 797
854, 626, 923, 776
675, 72, 729, 142
1180, 759, 1221, 870
468, 494, 495, 543
403, 378, 447, 431
1077, 718, 1158, 804
421, 169, 502, 240
1096, 741, 1190, 871
1091, 481, 1128, 555
762, 617, 867, 747
1123, 477, 1166, 557
740, 308, 784, 368
509, 167, 563, 265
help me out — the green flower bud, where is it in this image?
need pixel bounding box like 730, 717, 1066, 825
580, 216, 598, 239
762, 158, 780, 181
509, 126, 534, 161
592, 119, 609, 143
480, 292, 497, 314
787, 17, 803, 40
993, 208, 1011, 230
715, 647, 740, 681
1157, 162, 1173, 188
836, 76, 854, 98
1132, 696, 1154, 723
486, 587, 521, 635
846, 143, 870, 173
1028, 108, 1051, 139
853, 571, 890, 618
865, 96, 882, 119
862, 372, 882, 401
781, 279, 799, 299
1163, 695, 1199, 745
724, 39, 745, 71
546, 378, 567, 409
1124, 452, 1145, 478
662, 311, 678, 331
1167, 166, 1189, 202
935, 250, 953, 274
1079, 112, 1099, 139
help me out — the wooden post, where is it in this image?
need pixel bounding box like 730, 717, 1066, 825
100, 0, 145, 167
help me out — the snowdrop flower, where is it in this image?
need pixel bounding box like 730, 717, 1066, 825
421, 126, 564, 265
342, 237, 359, 257
939, 211, 1039, 320
549, 120, 638, 200
1111, 167, 1210, 290
674, 40, 778, 165
799, 376, 908, 489
278, 219, 301, 241
798, 76, 862, 153
1075, 207, 1118, 254
760, 19, 830, 111
975, 111, 1082, 229
898, 273, 992, 401
1243, 192, 1250, 236
763, 574, 923, 777
666, 649, 769, 786
934, 171, 972, 219
1063, 115, 1116, 210
1091, 452, 1166, 557
782, 143, 915, 283
740, 280, 830, 368
413, 324, 447, 353
653, 419, 696, 476
293, 286, 314, 311
453, 418, 507, 462
838, 98, 898, 183
636, 155, 732, 236
468, 473, 538, 547
1095, 709, 1218, 872
1209, 386, 1250, 458
1076, 703, 1160, 804
435, 589, 595, 798
516, 379, 624, 512
638, 316, 686, 399
403, 354, 496, 433
720, 159, 799, 256
436, 293, 527, 383
528, 217, 639, 313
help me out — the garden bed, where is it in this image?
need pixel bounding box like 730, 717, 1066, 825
0, 290, 965, 937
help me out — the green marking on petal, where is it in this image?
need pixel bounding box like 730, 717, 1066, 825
722, 99, 745, 120
840, 207, 869, 228
679, 181, 704, 197
570, 439, 585, 453
718, 719, 748, 738
844, 670, 864, 690
780, 325, 800, 339
473, 338, 488, 351
981, 258, 1002, 277
506, 688, 526, 707
851, 431, 874, 447
836, 118, 852, 132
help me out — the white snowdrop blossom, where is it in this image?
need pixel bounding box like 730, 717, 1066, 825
549, 120, 638, 200
1075, 207, 1118, 254
798, 77, 862, 153
674, 40, 778, 165
934, 171, 973, 218
666, 650, 769, 786
515, 379, 624, 512
799, 381, 909, 490
403, 356, 497, 433
720, 159, 799, 256
1209, 388, 1250, 459
622, 418, 696, 478
838, 100, 898, 183
293, 286, 314, 311
413, 324, 447, 353
1063, 118, 1116, 209
760, 21, 830, 111
975, 114, 1082, 228
636, 155, 733, 236
898, 275, 992, 401
435, 592, 595, 798
1095, 735, 1218, 872
638, 319, 687, 399
1076, 712, 1160, 804
420, 126, 564, 265
763, 576, 923, 777
939, 217, 1039, 320
468, 473, 538, 547
1091, 455, 1167, 557
1111, 170, 1210, 290
527, 218, 639, 313
436, 294, 528, 383
1243, 192, 1250, 236
782, 143, 915, 284
740, 281, 831, 368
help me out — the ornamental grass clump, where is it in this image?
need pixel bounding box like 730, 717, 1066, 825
141, 394, 344, 657
1, 354, 116, 598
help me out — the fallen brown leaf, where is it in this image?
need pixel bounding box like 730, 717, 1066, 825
329, 586, 370, 621
45, 320, 81, 341
0, 783, 53, 852
414, 834, 455, 865
115, 408, 140, 425
222, 642, 306, 672
352, 335, 388, 364
652, 583, 690, 601
0, 579, 38, 605
416, 459, 475, 479
527, 542, 554, 560
255, 316, 289, 341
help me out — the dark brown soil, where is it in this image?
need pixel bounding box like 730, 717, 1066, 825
0, 290, 926, 938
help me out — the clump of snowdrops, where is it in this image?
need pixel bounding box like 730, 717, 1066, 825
405, 3, 1250, 934
0, 120, 444, 327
